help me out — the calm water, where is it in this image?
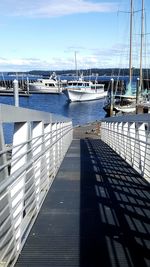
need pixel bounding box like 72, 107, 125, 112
0, 93, 106, 126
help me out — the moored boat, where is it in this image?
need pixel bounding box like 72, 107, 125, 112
63, 74, 106, 102
63, 83, 106, 102
29, 72, 63, 94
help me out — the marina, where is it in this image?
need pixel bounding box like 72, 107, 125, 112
0, 0, 150, 266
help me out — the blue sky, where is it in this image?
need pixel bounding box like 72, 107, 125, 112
0, 0, 149, 71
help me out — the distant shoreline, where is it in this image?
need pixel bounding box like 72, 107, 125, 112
4, 68, 150, 79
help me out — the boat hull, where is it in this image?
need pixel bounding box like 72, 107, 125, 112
29, 84, 62, 93
64, 89, 107, 102
114, 105, 136, 113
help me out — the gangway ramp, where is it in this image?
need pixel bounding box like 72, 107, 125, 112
15, 134, 150, 267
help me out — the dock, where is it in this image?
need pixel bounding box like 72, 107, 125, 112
14, 123, 150, 267
0, 90, 31, 96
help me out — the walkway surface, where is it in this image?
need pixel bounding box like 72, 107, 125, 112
15, 123, 150, 267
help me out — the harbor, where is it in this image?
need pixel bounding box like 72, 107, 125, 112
0, 0, 150, 266
0, 74, 128, 94
0, 73, 150, 266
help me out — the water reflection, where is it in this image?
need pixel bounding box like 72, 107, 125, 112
63, 98, 106, 126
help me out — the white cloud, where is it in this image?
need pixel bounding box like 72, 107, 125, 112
0, 47, 130, 72
0, 0, 119, 18
0, 40, 137, 72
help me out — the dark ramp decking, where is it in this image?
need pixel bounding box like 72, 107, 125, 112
15, 138, 150, 267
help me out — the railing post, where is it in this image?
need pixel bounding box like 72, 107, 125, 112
32, 121, 43, 210
52, 122, 57, 176
10, 122, 29, 253
144, 123, 150, 181
24, 122, 36, 219
132, 122, 146, 175
43, 123, 52, 188
0, 123, 8, 182
129, 122, 135, 165
11, 122, 28, 174
118, 122, 122, 156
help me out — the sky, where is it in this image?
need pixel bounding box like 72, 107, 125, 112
0, 0, 149, 72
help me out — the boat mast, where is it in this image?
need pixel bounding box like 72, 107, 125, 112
136, 0, 144, 113
74, 51, 78, 78
129, 0, 133, 84
139, 0, 144, 91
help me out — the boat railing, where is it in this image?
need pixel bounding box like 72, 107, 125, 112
0, 104, 73, 267
101, 114, 150, 183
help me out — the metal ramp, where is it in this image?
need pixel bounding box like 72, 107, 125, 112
15, 138, 150, 267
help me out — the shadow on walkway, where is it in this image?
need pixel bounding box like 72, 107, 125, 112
80, 138, 150, 267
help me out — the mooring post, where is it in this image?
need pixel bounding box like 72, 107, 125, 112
13, 79, 19, 107
110, 78, 114, 117
26, 77, 29, 94
136, 77, 140, 114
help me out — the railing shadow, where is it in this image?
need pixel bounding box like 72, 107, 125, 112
80, 138, 150, 267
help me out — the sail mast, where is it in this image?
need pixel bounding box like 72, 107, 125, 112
139, 0, 144, 91
129, 0, 133, 84
74, 51, 78, 78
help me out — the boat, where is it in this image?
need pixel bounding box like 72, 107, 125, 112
63, 82, 106, 102
103, 0, 145, 115
63, 71, 106, 102
114, 104, 136, 113
63, 74, 106, 102
29, 72, 63, 94
63, 51, 106, 102
103, 80, 137, 113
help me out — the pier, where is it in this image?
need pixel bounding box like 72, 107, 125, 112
0, 78, 37, 92
0, 105, 150, 267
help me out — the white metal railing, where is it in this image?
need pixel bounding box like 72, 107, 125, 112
101, 114, 150, 183
0, 104, 73, 267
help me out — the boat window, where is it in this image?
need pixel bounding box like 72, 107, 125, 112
91, 85, 104, 89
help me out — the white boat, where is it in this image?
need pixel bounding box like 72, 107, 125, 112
63, 83, 106, 102
63, 51, 106, 101
29, 72, 63, 94
114, 105, 136, 113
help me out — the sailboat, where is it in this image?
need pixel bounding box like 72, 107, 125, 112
103, 0, 145, 115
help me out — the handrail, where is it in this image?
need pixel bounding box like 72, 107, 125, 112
0, 104, 73, 267
101, 113, 150, 123
101, 113, 150, 183
0, 104, 71, 123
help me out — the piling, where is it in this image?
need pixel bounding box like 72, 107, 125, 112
109, 78, 114, 117
13, 79, 19, 107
